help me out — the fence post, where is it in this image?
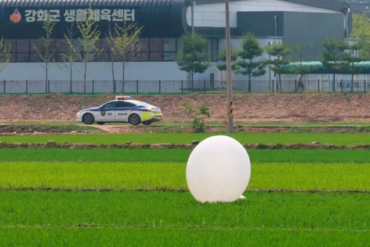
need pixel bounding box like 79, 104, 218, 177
340, 79, 343, 93
26, 80, 28, 94
136, 80, 139, 94
181, 80, 184, 94
159, 80, 161, 94
3, 80, 5, 94
294, 80, 297, 92
272, 80, 274, 93
276, 81, 278, 92
317, 80, 320, 93
204, 80, 206, 93
113, 80, 116, 93
48, 80, 50, 93
70, 80, 72, 93
92, 80, 95, 94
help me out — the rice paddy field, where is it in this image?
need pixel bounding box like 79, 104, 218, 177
1, 129, 370, 246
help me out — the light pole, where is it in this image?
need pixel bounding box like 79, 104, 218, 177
225, 0, 233, 133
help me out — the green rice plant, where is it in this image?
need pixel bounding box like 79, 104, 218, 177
1, 162, 370, 191
1, 133, 370, 145
2, 149, 370, 163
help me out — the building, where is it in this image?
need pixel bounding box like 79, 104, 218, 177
0, 0, 352, 93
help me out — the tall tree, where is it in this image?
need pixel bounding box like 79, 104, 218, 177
351, 14, 370, 59
59, 23, 77, 93
233, 33, 266, 93
106, 23, 142, 93
217, 47, 238, 87
265, 42, 298, 92
342, 42, 363, 93
321, 38, 349, 92
0, 38, 11, 74
176, 34, 211, 89
70, 7, 102, 93
32, 14, 55, 92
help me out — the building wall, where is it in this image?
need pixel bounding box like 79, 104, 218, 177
186, 0, 340, 28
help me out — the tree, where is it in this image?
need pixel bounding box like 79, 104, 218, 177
217, 47, 238, 88
321, 38, 349, 92
32, 14, 55, 92
182, 101, 210, 132
59, 23, 78, 93
351, 14, 370, 59
0, 38, 11, 74
176, 34, 211, 90
106, 23, 142, 93
233, 33, 266, 93
287, 45, 311, 92
342, 42, 363, 93
265, 42, 298, 92
69, 7, 102, 93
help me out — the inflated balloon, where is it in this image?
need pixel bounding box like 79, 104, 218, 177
186, 135, 251, 203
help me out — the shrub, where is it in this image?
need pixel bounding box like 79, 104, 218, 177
182, 101, 210, 133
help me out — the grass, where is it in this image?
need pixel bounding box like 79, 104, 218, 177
2, 149, 370, 163
1, 191, 370, 230
1, 133, 370, 145
1, 161, 370, 191
2, 228, 369, 247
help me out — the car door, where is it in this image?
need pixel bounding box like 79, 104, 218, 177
114, 101, 136, 122
97, 102, 117, 122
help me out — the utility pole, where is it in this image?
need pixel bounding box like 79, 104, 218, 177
191, 1, 195, 34
225, 0, 233, 133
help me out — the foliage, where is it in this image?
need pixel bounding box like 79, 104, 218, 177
216, 47, 239, 71
0, 37, 11, 74
351, 14, 370, 59
234, 33, 266, 93
182, 101, 210, 132
32, 15, 55, 92
58, 23, 78, 93
321, 38, 349, 91
67, 7, 102, 92
265, 42, 298, 92
176, 34, 211, 87
106, 23, 142, 92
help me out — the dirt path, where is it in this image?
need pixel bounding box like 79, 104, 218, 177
1, 94, 370, 123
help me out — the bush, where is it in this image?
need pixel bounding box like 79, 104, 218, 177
182, 101, 210, 133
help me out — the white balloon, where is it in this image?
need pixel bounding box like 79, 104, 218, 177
186, 135, 251, 203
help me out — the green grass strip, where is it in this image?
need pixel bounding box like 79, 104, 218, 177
2, 149, 370, 163
1, 162, 370, 191
1, 133, 370, 145
1, 191, 370, 231
1, 228, 369, 247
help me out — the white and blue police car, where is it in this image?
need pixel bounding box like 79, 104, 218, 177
76, 96, 163, 125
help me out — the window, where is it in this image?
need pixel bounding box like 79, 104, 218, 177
150, 52, 162, 61
164, 52, 176, 61
97, 39, 109, 52
5, 40, 16, 53
150, 38, 162, 52
17, 53, 30, 62
163, 38, 176, 52
139, 39, 149, 52
31, 39, 42, 53
116, 101, 136, 107
102, 102, 117, 108
17, 39, 29, 52
97, 53, 109, 62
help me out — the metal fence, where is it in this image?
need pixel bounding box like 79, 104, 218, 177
0, 79, 369, 94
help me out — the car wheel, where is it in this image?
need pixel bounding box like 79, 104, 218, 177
142, 121, 152, 125
97, 122, 106, 125
129, 114, 141, 126
83, 113, 95, 125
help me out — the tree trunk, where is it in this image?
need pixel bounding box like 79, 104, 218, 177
70, 62, 73, 93
351, 73, 354, 93
333, 73, 336, 92
45, 62, 48, 93
191, 73, 194, 92
248, 75, 251, 93
112, 60, 115, 93
121, 58, 125, 93
279, 73, 282, 93
84, 62, 87, 93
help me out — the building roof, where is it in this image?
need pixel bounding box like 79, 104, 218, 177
193, 0, 350, 13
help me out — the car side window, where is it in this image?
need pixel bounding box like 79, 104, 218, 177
102, 102, 117, 109
116, 102, 136, 107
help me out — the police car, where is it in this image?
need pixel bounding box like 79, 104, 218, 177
76, 96, 163, 125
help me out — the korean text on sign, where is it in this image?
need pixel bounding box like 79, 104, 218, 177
25, 9, 135, 22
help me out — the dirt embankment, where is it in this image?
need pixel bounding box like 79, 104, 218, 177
1, 94, 370, 123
